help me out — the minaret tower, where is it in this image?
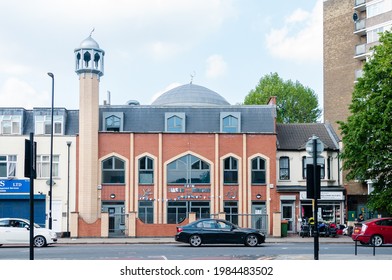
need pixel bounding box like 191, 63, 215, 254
74, 33, 104, 224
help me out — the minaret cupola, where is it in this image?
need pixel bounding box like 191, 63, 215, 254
74, 32, 104, 78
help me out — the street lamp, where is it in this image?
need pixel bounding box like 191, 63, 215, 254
66, 141, 72, 237
47, 72, 54, 230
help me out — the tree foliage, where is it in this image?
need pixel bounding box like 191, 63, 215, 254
338, 31, 392, 214
244, 72, 321, 123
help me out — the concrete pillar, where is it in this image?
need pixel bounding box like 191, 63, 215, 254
218, 212, 226, 220
189, 212, 196, 223
128, 212, 137, 237
100, 212, 109, 237
70, 212, 79, 238
272, 212, 281, 237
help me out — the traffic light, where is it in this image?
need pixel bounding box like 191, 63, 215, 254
306, 164, 320, 199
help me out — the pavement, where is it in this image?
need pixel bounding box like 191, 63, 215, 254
56, 234, 392, 260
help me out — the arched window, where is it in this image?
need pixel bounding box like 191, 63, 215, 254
94, 53, 100, 68
167, 155, 210, 184
139, 156, 154, 184
167, 115, 183, 132
279, 156, 290, 180
222, 115, 238, 133
102, 157, 125, 184
76, 52, 81, 69
223, 156, 238, 184
105, 115, 121, 132
83, 51, 91, 67
251, 157, 266, 184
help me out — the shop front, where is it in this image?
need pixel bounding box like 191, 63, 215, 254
299, 191, 345, 225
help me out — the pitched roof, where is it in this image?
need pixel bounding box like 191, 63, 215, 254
276, 123, 340, 151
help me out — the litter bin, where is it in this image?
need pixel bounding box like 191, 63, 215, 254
281, 220, 288, 237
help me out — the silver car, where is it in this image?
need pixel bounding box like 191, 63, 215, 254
0, 218, 57, 247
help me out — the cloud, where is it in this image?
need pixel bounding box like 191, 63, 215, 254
151, 82, 181, 103
0, 78, 48, 109
0, 62, 31, 75
265, 0, 322, 63
205, 55, 228, 79
146, 41, 186, 61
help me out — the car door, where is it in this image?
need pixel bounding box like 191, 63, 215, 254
200, 220, 220, 244
7, 219, 29, 243
383, 218, 392, 244
0, 219, 10, 244
216, 220, 243, 244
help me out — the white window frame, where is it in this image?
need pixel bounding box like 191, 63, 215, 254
103, 112, 124, 132
0, 155, 17, 178
220, 112, 241, 133
35, 115, 63, 135
165, 113, 185, 132
0, 115, 21, 135
36, 155, 60, 178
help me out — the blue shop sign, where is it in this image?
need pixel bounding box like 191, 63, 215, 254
0, 179, 30, 194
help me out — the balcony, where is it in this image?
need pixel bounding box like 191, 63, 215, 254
355, 69, 364, 82
354, 0, 366, 12
354, 19, 366, 35
354, 43, 367, 60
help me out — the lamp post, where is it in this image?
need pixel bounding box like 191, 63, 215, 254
47, 72, 54, 230
66, 141, 72, 237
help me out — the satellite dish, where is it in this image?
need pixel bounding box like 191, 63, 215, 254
46, 180, 56, 186
353, 12, 358, 22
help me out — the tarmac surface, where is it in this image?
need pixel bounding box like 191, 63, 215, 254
56, 234, 392, 260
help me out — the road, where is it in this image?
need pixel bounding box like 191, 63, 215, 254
1, 242, 391, 260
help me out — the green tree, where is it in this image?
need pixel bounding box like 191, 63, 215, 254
339, 31, 392, 214
244, 72, 321, 123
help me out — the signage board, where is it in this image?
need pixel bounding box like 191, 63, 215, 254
300, 191, 344, 201
0, 179, 30, 194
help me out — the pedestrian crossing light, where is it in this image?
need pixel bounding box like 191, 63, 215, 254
305, 135, 324, 199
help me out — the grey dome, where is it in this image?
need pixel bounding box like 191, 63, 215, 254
79, 36, 100, 49
152, 83, 230, 106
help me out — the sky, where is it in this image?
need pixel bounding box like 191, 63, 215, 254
0, 0, 323, 114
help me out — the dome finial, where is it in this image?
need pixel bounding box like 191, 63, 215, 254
190, 71, 196, 84
89, 27, 95, 37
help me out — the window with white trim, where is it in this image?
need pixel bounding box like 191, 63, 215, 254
0, 115, 21, 135
0, 155, 17, 178
251, 157, 266, 184
139, 156, 154, 184
165, 113, 185, 132
35, 115, 63, 135
279, 157, 290, 180
102, 157, 125, 184
138, 201, 154, 224
167, 154, 210, 184
105, 115, 121, 132
220, 112, 241, 133
36, 155, 59, 178
223, 156, 238, 184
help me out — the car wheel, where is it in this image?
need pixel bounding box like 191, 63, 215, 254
245, 234, 258, 247
189, 235, 202, 247
34, 236, 47, 247
371, 235, 383, 247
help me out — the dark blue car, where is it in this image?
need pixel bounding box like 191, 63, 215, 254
175, 218, 266, 247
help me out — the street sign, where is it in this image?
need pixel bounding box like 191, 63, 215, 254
306, 136, 324, 156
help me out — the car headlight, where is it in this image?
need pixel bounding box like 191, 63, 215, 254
50, 231, 57, 238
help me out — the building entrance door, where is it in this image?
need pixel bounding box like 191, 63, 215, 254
102, 202, 125, 237
251, 202, 267, 233
281, 202, 294, 232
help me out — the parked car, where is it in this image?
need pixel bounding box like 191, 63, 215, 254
351, 217, 392, 246
0, 218, 57, 247
175, 218, 266, 247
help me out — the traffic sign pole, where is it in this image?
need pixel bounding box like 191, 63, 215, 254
313, 137, 319, 260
